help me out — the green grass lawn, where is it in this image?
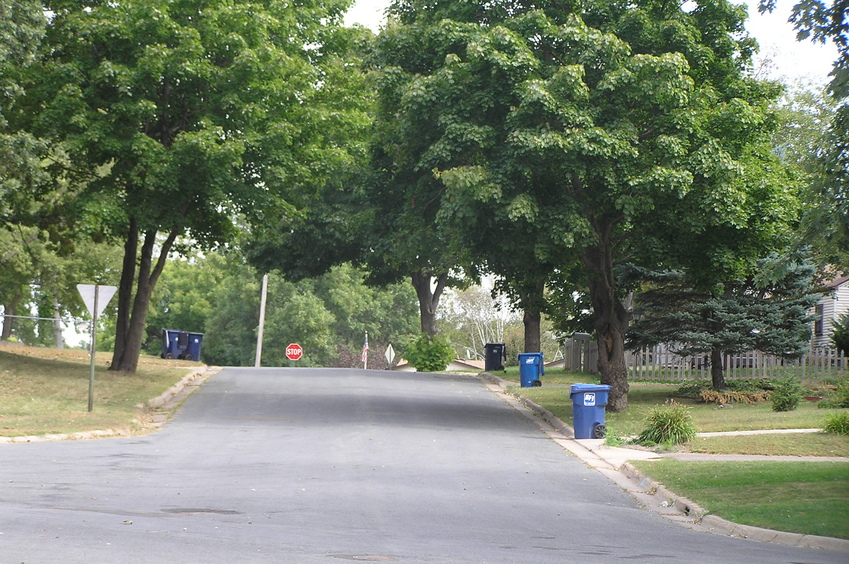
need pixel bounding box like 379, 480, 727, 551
0, 342, 199, 436
630, 459, 849, 540
690, 432, 849, 457
506, 379, 847, 436
498, 367, 849, 540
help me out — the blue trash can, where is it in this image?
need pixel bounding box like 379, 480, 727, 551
161, 329, 204, 361
518, 352, 544, 387
183, 332, 204, 361
570, 384, 611, 439
161, 329, 182, 359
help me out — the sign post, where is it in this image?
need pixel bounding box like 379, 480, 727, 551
255, 273, 268, 368
286, 343, 303, 363
76, 284, 118, 412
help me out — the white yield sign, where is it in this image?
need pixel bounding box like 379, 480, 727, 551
385, 343, 395, 368
76, 284, 118, 412
77, 284, 118, 319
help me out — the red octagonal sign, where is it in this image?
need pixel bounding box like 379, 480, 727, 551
286, 343, 303, 361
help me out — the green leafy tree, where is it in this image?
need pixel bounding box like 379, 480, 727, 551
200, 258, 263, 367
149, 251, 420, 367
831, 312, 849, 355
760, 0, 849, 264
311, 263, 420, 351
771, 84, 848, 266
145, 253, 226, 355
13, 0, 362, 372
373, 0, 783, 411
626, 255, 820, 389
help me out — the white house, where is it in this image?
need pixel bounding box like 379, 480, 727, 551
813, 273, 849, 348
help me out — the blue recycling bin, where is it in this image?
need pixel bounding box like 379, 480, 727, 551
161, 329, 204, 361
570, 384, 611, 439
161, 329, 183, 359
518, 352, 544, 387
183, 332, 203, 361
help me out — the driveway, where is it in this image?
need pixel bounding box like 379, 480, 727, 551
0, 367, 845, 563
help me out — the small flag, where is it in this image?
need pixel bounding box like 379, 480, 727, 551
361, 332, 369, 365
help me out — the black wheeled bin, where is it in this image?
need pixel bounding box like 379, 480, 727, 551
484, 343, 507, 371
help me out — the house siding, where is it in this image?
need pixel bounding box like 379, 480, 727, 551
813, 279, 849, 348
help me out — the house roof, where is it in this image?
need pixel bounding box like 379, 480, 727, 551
825, 273, 849, 290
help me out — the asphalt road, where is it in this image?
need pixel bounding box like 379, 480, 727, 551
0, 367, 845, 563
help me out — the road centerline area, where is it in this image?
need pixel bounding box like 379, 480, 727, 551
0, 367, 845, 563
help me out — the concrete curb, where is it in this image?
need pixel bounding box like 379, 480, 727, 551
480, 372, 849, 554
136, 366, 220, 429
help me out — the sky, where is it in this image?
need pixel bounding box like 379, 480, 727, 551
344, 0, 838, 88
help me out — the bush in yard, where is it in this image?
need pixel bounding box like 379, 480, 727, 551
831, 313, 849, 356
637, 400, 696, 446
823, 412, 849, 435
403, 333, 455, 373
771, 376, 803, 412
677, 380, 772, 404
699, 388, 771, 405
819, 376, 849, 409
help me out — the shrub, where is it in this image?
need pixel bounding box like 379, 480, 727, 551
831, 313, 849, 356
403, 333, 455, 373
636, 400, 697, 446
818, 377, 849, 409
699, 388, 771, 404
823, 412, 849, 435
771, 376, 803, 412
677, 379, 773, 404
675, 382, 707, 398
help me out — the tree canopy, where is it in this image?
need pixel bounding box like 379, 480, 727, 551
11, 0, 368, 372
626, 255, 820, 389
759, 0, 849, 265
366, 0, 788, 410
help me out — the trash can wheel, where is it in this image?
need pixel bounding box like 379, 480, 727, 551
532, 380, 542, 387
164, 353, 174, 359
183, 354, 193, 361
592, 423, 606, 439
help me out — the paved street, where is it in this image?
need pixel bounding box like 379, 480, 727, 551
0, 367, 845, 563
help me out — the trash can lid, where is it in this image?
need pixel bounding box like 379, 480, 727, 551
570, 383, 612, 394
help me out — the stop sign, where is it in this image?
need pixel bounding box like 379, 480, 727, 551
285, 343, 303, 361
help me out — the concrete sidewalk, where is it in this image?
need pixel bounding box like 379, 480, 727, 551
481, 373, 849, 554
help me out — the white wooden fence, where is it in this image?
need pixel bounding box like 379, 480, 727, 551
562, 337, 847, 382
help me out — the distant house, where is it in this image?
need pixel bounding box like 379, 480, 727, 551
813, 273, 849, 348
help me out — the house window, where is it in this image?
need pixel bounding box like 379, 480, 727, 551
815, 304, 825, 337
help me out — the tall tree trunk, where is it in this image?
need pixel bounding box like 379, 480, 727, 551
523, 309, 541, 353
710, 347, 726, 390
52, 295, 64, 349
1, 294, 19, 341
520, 280, 545, 353
583, 235, 630, 412
111, 225, 179, 373
112, 220, 138, 367
411, 269, 448, 337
